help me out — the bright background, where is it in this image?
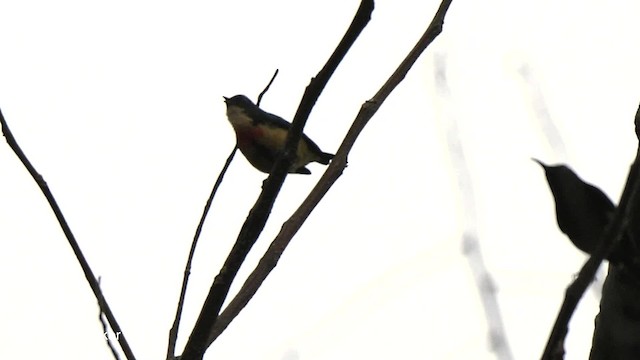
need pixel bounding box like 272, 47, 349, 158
1, 1, 640, 359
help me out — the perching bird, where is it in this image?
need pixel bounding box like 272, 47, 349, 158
534, 159, 628, 263
223, 95, 333, 174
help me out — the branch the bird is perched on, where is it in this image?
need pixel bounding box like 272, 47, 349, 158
202, 0, 455, 348
180, 1, 376, 358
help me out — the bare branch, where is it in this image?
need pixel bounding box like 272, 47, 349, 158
541, 138, 640, 358
435, 53, 513, 360
99, 277, 122, 360
179, 2, 375, 359
206, 0, 454, 343
518, 64, 567, 160
166, 146, 237, 359
0, 108, 136, 360
257, 69, 279, 107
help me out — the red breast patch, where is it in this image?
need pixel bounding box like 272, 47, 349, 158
235, 126, 264, 147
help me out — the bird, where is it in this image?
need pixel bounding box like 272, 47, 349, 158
534, 159, 630, 263
223, 95, 334, 174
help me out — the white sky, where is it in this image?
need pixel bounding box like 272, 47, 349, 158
1, 1, 640, 359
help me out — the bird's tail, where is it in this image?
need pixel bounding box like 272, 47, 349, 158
317, 152, 334, 165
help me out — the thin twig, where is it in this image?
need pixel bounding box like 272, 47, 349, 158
179, 2, 374, 359
257, 69, 279, 106
165, 146, 237, 359
0, 108, 136, 360
206, 0, 454, 343
541, 145, 640, 359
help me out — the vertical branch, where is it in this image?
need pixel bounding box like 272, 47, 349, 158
434, 54, 513, 360
0, 109, 136, 360
589, 265, 640, 359
180, 2, 374, 359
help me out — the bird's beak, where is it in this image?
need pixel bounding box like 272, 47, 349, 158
223, 96, 229, 102
531, 158, 545, 167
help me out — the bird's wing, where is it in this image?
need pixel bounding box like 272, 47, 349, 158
246, 106, 292, 129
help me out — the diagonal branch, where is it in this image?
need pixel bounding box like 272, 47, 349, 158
165, 146, 237, 360
541, 106, 640, 358
179, 2, 374, 359
99, 277, 123, 360
257, 69, 279, 107
0, 109, 136, 360
205, 0, 454, 343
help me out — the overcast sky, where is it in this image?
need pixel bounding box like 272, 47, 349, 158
1, 1, 640, 359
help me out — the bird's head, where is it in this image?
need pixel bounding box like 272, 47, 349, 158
224, 95, 257, 126
223, 95, 255, 110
